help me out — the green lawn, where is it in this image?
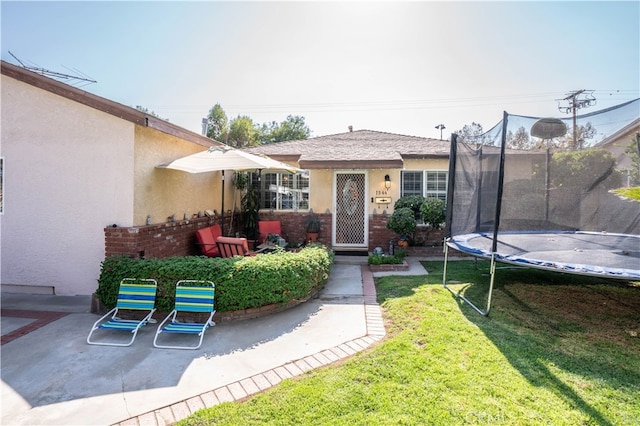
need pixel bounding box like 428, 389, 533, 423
612, 186, 640, 201
179, 260, 640, 425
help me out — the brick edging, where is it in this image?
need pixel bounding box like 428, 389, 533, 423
112, 265, 386, 426
1, 310, 70, 346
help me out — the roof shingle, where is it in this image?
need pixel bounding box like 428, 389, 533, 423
247, 130, 450, 169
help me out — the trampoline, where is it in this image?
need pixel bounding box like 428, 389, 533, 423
448, 231, 640, 279
444, 103, 640, 315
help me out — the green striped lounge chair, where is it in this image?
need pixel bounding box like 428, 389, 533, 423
87, 278, 158, 347
153, 280, 216, 350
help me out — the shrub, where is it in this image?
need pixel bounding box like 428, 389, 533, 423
96, 246, 334, 313
420, 198, 446, 228
394, 195, 426, 218
386, 207, 417, 237
550, 149, 622, 191
368, 249, 406, 265
368, 254, 402, 265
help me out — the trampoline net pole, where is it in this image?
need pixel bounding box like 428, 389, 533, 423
443, 247, 495, 317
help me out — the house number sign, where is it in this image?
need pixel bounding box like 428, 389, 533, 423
375, 197, 392, 204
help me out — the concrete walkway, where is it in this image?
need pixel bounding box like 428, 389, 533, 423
1, 257, 428, 426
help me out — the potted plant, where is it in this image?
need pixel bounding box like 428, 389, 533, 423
240, 181, 260, 247
305, 211, 322, 242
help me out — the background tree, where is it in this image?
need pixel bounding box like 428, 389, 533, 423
228, 115, 259, 148
558, 122, 597, 151
259, 115, 311, 144
506, 126, 531, 149
206, 103, 229, 141
455, 122, 494, 145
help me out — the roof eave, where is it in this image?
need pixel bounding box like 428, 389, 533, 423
2, 60, 217, 148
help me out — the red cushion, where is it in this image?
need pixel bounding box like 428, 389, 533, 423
258, 221, 282, 244
196, 225, 222, 257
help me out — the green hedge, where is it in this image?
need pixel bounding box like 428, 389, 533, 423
96, 246, 334, 313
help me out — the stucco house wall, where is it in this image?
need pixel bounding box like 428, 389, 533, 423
1, 62, 221, 295
1, 73, 135, 295
133, 126, 221, 226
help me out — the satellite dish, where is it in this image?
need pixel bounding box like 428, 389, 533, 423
530, 118, 567, 139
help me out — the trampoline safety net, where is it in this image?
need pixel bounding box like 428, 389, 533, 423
445, 99, 640, 279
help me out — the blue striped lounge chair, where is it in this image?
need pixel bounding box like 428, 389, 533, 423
153, 280, 216, 350
87, 278, 158, 347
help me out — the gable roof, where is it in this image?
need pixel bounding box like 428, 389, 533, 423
595, 117, 640, 149
246, 130, 450, 169
1, 60, 216, 148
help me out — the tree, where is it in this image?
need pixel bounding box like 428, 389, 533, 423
456, 122, 484, 140
206, 103, 228, 142
455, 122, 494, 145
259, 115, 311, 144
506, 126, 531, 149
557, 122, 597, 151
228, 115, 259, 148
204, 103, 312, 145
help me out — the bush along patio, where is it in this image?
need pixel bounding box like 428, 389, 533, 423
95, 245, 334, 322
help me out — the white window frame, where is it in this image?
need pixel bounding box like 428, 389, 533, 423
425, 171, 448, 201
400, 170, 448, 201
252, 170, 310, 211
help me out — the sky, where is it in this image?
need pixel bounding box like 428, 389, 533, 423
2, 1, 639, 140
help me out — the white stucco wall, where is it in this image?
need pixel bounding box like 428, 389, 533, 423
1, 75, 135, 295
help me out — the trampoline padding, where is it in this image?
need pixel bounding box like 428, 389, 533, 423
447, 231, 640, 279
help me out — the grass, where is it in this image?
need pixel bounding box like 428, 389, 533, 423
612, 186, 640, 201
178, 260, 640, 425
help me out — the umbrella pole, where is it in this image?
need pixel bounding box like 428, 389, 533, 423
221, 170, 225, 236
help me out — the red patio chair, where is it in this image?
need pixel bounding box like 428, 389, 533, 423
258, 220, 285, 245
195, 225, 222, 257
216, 236, 264, 258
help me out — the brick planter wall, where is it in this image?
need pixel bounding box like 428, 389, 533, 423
104, 211, 455, 260
368, 260, 409, 272
104, 215, 227, 259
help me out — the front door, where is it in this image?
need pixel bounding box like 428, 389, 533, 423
333, 172, 368, 249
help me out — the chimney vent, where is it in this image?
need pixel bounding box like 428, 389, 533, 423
348, 125, 353, 132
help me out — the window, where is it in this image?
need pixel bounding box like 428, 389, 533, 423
426, 171, 448, 201
250, 171, 309, 211
401, 170, 448, 201
401, 171, 422, 196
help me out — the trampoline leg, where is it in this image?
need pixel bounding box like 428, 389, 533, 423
443, 248, 495, 316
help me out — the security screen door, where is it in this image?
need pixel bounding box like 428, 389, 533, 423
333, 172, 368, 249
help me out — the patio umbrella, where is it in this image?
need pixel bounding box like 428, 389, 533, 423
157, 146, 301, 234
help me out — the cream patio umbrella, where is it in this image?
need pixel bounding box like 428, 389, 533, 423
157, 146, 301, 235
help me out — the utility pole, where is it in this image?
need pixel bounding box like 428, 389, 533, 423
435, 124, 446, 140
556, 89, 596, 150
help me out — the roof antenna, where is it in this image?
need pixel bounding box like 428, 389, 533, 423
8, 51, 97, 88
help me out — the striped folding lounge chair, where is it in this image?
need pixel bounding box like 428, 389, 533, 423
87, 278, 158, 347
153, 280, 216, 350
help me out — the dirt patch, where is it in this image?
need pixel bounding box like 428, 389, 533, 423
497, 281, 640, 348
